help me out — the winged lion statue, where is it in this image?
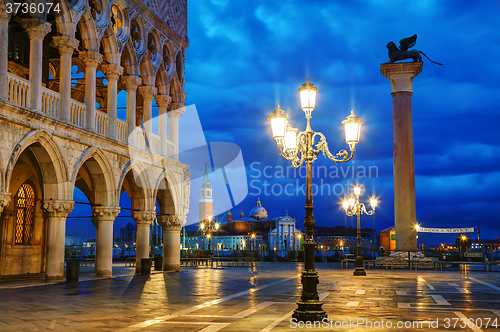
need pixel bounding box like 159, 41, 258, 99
386, 34, 443, 65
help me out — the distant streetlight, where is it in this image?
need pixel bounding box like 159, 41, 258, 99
342, 184, 377, 276
200, 216, 219, 253
268, 79, 362, 322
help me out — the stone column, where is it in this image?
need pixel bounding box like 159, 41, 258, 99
21, 18, 51, 111
102, 64, 123, 139
121, 76, 142, 145
0, 6, 10, 100
381, 62, 422, 251
92, 207, 120, 277
52, 36, 79, 122
132, 211, 155, 273
158, 215, 182, 271
0, 193, 11, 218
168, 104, 184, 160
138, 86, 157, 148
42, 201, 74, 281
155, 95, 172, 156
79, 51, 103, 131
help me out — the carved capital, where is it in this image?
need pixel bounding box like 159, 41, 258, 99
0, 4, 11, 21
79, 51, 103, 68
157, 215, 182, 231
92, 206, 121, 220
42, 201, 74, 218
138, 86, 158, 99
132, 211, 156, 225
21, 19, 51, 40
52, 36, 79, 55
0, 193, 11, 214
102, 64, 124, 80
155, 94, 172, 107
121, 75, 142, 90
381, 62, 423, 93
168, 103, 185, 116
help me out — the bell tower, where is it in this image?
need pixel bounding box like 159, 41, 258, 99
199, 164, 213, 223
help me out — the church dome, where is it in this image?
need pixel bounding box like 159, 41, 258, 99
249, 198, 268, 220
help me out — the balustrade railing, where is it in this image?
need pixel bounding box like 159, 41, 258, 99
7, 73, 30, 108
117, 119, 128, 143
41, 87, 60, 118
70, 100, 86, 127
95, 110, 108, 136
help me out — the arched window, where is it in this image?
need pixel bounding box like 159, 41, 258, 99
15, 183, 35, 245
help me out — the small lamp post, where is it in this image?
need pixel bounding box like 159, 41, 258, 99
200, 216, 219, 254
268, 79, 362, 322
342, 184, 378, 276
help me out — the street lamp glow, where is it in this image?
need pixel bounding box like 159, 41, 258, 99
268, 105, 288, 144
200, 223, 205, 230
298, 78, 318, 116
348, 196, 355, 207
462, 235, 466, 240
342, 110, 363, 146
215, 222, 220, 230
415, 224, 420, 232
251, 233, 255, 239
353, 184, 361, 196
342, 199, 349, 210
207, 234, 211, 239
284, 123, 298, 152
369, 196, 378, 208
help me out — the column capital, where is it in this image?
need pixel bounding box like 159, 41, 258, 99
79, 51, 103, 68
52, 36, 79, 55
0, 193, 11, 214
42, 201, 74, 218
157, 215, 182, 231
168, 103, 185, 116
380, 62, 423, 93
0, 4, 11, 21
121, 75, 142, 90
21, 18, 51, 40
102, 64, 124, 80
132, 211, 156, 225
92, 206, 121, 219
138, 85, 158, 99
155, 94, 172, 106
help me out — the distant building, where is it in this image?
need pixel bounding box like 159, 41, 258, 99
189, 166, 301, 255
314, 226, 377, 251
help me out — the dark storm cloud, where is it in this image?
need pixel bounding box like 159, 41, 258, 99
185, 0, 500, 242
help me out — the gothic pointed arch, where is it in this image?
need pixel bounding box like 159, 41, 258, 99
117, 160, 153, 212
71, 147, 117, 207
153, 169, 179, 216
6, 130, 69, 201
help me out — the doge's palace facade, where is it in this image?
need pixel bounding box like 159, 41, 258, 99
0, 0, 189, 280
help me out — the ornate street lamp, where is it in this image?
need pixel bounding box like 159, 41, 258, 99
200, 217, 219, 253
268, 79, 363, 322
342, 184, 377, 276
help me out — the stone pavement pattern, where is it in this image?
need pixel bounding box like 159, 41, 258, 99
0, 263, 499, 331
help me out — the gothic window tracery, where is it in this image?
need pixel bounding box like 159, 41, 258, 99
14, 183, 35, 245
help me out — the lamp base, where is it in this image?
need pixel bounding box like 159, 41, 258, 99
292, 301, 327, 322
353, 268, 366, 276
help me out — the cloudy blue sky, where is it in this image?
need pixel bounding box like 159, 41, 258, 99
181, 0, 500, 245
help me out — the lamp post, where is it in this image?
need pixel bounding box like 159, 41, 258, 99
200, 217, 219, 254
342, 184, 377, 276
268, 79, 363, 322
